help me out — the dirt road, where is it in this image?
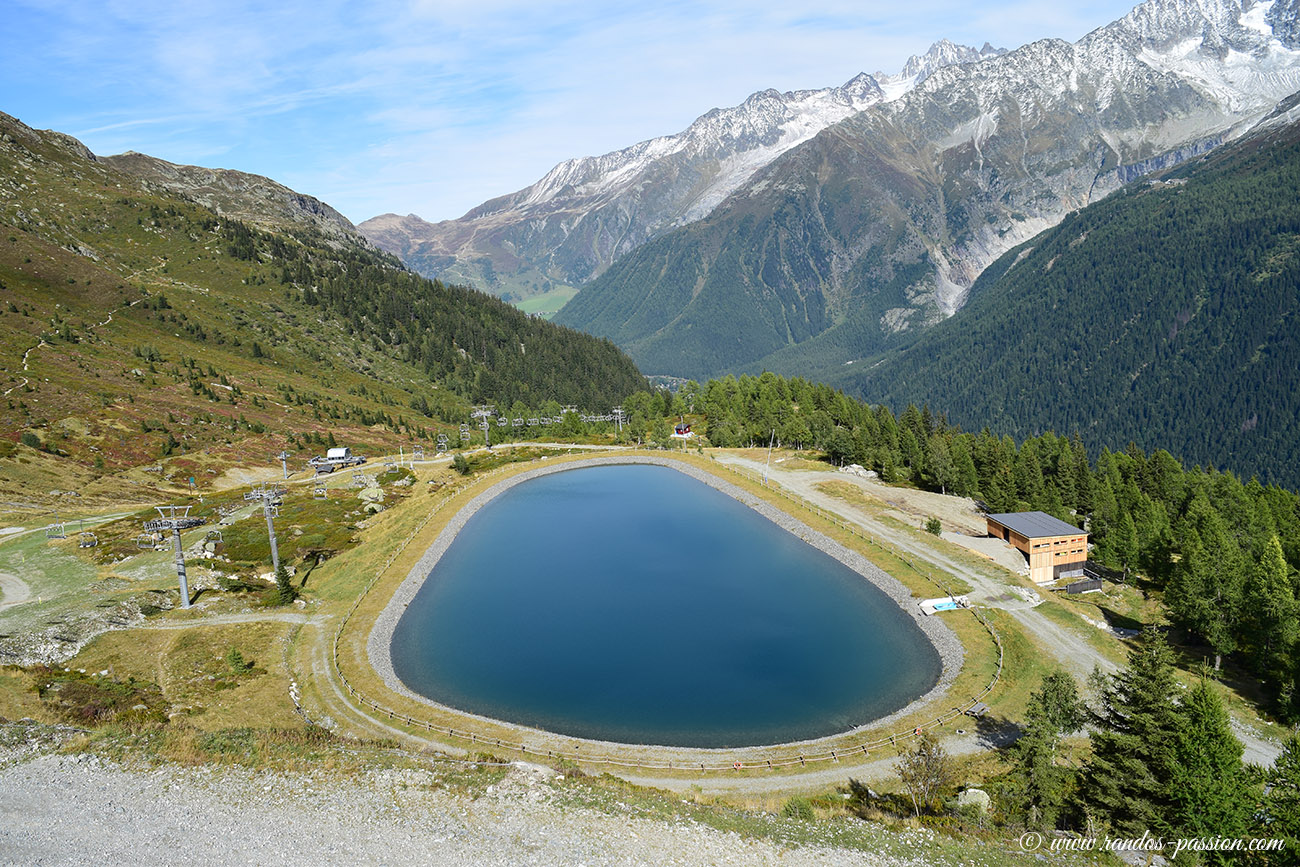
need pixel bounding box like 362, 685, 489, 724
713, 456, 1283, 768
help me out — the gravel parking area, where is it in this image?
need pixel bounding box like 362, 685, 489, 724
0, 751, 941, 867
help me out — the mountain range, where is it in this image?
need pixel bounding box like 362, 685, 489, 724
356, 40, 1007, 306
551, 0, 1300, 380
356, 0, 1300, 388
838, 90, 1300, 486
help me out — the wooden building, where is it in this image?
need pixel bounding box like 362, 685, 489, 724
986, 511, 1088, 584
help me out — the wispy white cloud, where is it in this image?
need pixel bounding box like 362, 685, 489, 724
0, 0, 1144, 222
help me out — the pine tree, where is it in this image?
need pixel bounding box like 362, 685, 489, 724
951, 437, 979, 498
1260, 734, 1300, 867
1007, 670, 1085, 829
1166, 678, 1255, 852
1112, 512, 1139, 584
274, 562, 296, 605
1076, 628, 1183, 835
1167, 509, 1243, 669
1247, 535, 1298, 693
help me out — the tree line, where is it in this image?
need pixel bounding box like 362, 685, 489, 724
843, 112, 1300, 489
999, 634, 1294, 861
221, 221, 649, 413
679, 370, 1300, 721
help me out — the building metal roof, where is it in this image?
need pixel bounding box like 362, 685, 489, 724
987, 511, 1084, 539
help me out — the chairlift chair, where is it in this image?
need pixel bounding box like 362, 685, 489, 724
313, 484, 328, 500
136, 532, 159, 549
78, 532, 98, 548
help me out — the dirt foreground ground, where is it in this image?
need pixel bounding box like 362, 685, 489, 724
0, 746, 995, 867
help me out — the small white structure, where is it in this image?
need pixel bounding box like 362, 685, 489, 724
918, 595, 970, 616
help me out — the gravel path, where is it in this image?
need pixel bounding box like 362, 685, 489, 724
133, 611, 325, 630
0, 752, 949, 867
0, 572, 31, 611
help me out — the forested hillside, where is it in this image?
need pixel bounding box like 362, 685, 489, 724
839, 97, 1300, 488
0, 111, 645, 483
679, 371, 1300, 719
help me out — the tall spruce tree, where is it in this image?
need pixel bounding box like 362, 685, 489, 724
1167, 508, 1244, 669
1007, 669, 1085, 829
1247, 536, 1298, 694
1166, 678, 1255, 853
1260, 734, 1300, 866
1077, 628, 1183, 835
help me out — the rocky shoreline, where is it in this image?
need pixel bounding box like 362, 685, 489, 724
365, 456, 964, 761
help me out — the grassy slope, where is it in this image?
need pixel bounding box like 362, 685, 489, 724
0, 113, 644, 508
514, 284, 579, 318
0, 123, 452, 494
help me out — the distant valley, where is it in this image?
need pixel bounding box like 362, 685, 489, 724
357, 0, 1300, 485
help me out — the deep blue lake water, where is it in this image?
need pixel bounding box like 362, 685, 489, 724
390, 464, 941, 747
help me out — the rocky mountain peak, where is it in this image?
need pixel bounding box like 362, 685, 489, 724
876, 39, 1007, 91
101, 151, 359, 241
359, 70, 894, 297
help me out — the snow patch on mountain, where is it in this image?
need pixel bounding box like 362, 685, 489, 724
1129, 0, 1300, 111
1243, 0, 1277, 33
512, 77, 887, 218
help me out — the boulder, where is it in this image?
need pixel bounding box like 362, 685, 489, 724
956, 787, 991, 812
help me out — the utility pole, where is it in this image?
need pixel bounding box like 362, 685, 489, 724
472, 405, 495, 449
244, 484, 286, 575
763, 429, 775, 486
145, 505, 205, 609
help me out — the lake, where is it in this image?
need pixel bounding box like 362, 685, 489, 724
390, 463, 941, 748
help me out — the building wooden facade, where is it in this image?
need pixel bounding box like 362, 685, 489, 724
986, 511, 1088, 585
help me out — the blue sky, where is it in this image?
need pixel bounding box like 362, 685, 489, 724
1, 0, 1141, 224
